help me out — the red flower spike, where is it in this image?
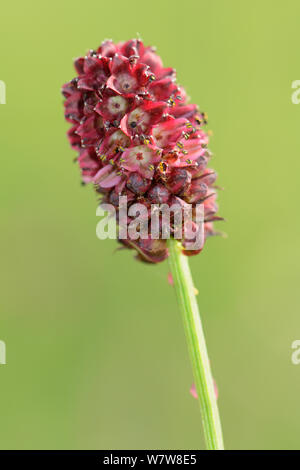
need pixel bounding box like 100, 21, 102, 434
64, 91, 83, 123
152, 118, 187, 149
149, 77, 177, 101
62, 39, 222, 263
166, 168, 192, 195
121, 145, 159, 179
76, 114, 103, 147
75, 56, 110, 92
94, 88, 131, 122
126, 172, 152, 195
98, 40, 117, 58
78, 148, 100, 183
147, 184, 170, 204
122, 101, 166, 136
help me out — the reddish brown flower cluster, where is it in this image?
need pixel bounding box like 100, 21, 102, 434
62, 39, 221, 263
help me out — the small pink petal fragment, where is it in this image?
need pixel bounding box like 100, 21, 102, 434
190, 383, 198, 399
190, 381, 219, 400
167, 272, 174, 285
214, 380, 219, 400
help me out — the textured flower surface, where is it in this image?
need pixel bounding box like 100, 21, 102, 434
62, 39, 222, 263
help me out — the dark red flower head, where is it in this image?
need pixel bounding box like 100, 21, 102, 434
62, 39, 222, 263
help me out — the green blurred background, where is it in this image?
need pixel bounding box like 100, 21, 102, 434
1, 0, 300, 450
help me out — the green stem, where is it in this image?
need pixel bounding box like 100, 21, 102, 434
167, 238, 224, 450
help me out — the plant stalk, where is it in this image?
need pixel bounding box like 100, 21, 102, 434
167, 238, 224, 450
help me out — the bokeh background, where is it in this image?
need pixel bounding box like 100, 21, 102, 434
1, 0, 300, 450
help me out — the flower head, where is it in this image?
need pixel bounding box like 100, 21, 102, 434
62, 39, 222, 263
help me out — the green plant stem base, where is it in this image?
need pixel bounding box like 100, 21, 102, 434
167, 239, 224, 450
